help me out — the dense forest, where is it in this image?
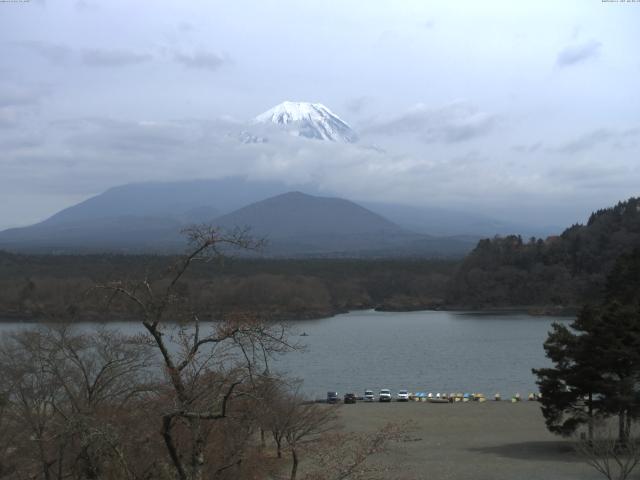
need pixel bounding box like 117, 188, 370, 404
1, 197, 639, 321
448, 197, 640, 310
0, 253, 456, 321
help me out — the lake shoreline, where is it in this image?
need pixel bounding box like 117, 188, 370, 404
2, 310, 566, 396
0, 303, 576, 323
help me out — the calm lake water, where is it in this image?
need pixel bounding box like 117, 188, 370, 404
279, 310, 569, 399
0, 310, 569, 399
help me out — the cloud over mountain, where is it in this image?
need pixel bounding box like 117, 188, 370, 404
173, 51, 227, 71
363, 101, 496, 143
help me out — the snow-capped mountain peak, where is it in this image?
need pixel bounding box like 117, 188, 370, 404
253, 101, 357, 142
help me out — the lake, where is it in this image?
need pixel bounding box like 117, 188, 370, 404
0, 310, 569, 399
279, 310, 568, 399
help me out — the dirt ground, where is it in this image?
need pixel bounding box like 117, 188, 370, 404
335, 401, 602, 480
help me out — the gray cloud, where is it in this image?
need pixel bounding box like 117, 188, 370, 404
14, 42, 151, 68
14, 40, 73, 64
2, 109, 639, 232
1, 2, 638, 230
0, 85, 45, 108
0, 110, 20, 129
0, 135, 44, 151
0, 114, 504, 206
556, 39, 601, 67
553, 129, 612, 154
550, 127, 640, 154
344, 96, 373, 115
178, 22, 195, 33
61, 118, 196, 155
173, 51, 227, 71
74, 0, 99, 12
622, 127, 640, 138
512, 142, 543, 154
547, 163, 633, 191
0, 84, 47, 129
364, 102, 496, 143
81, 49, 152, 67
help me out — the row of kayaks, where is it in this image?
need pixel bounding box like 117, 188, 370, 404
408, 392, 541, 403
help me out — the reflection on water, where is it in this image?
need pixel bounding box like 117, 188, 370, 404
0, 309, 570, 399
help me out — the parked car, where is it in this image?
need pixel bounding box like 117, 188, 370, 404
396, 389, 409, 402
364, 389, 375, 402
344, 393, 357, 404
327, 391, 339, 404
379, 389, 392, 402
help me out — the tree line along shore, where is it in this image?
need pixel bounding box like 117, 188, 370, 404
1, 197, 639, 322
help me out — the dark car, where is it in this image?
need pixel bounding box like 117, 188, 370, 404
327, 391, 339, 404
344, 393, 357, 404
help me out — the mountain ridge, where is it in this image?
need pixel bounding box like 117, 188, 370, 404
0, 178, 553, 256
0, 186, 476, 257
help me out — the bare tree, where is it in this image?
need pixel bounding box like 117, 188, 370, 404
0, 328, 67, 480
258, 382, 338, 480
46, 326, 156, 480
0, 390, 10, 477
576, 425, 640, 480
97, 226, 295, 480
283, 398, 337, 480
0, 325, 156, 480
257, 383, 407, 480
0, 226, 408, 480
255, 377, 290, 458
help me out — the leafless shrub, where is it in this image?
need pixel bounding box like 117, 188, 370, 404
257, 383, 338, 480
575, 425, 640, 480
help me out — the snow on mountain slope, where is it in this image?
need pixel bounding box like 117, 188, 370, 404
253, 101, 357, 142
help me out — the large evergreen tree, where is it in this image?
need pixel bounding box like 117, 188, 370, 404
534, 306, 606, 439
534, 249, 640, 442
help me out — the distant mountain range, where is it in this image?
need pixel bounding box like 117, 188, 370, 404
0, 100, 561, 257
0, 177, 558, 257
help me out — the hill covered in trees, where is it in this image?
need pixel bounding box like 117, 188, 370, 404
447, 197, 640, 310
0, 253, 456, 321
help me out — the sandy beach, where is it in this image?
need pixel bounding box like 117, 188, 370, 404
337, 401, 601, 480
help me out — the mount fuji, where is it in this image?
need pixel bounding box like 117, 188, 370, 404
253, 101, 357, 143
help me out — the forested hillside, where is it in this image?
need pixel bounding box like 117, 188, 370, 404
2, 197, 638, 320
447, 197, 640, 309
0, 254, 455, 321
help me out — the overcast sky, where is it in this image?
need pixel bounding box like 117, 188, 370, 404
0, 0, 639, 230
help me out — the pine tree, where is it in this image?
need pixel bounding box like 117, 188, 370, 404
591, 300, 640, 442
533, 306, 605, 439
534, 249, 640, 442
